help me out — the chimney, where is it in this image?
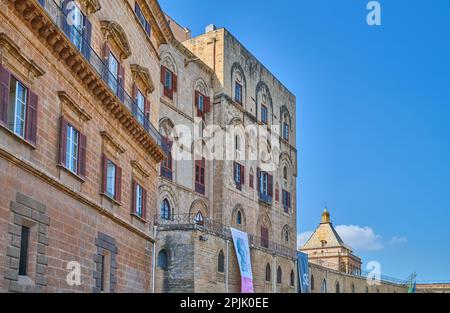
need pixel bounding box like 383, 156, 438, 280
205, 24, 216, 34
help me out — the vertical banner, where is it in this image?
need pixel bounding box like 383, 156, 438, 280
230, 227, 254, 293
297, 252, 310, 293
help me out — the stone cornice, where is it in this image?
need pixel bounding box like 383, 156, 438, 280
14, 1, 164, 162
130, 64, 155, 94
100, 20, 132, 59
100, 131, 126, 154
58, 91, 92, 122
0, 32, 45, 78
131, 160, 150, 178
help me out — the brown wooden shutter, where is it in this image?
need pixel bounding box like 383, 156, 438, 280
132, 83, 137, 101
268, 174, 273, 197
58, 117, 68, 166
115, 165, 122, 202
204, 96, 211, 113
257, 167, 261, 193
241, 165, 245, 185
25, 91, 38, 145
131, 179, 136, 214
0, 65, 10, 125
102, 155, 108, 193
142, 188, 147, 220
195, 91, 201, 117
78, 133, 87, 179
172, 73, 177, 92
160, 65, 166, 85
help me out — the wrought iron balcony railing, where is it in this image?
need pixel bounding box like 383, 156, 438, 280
37, 0, 161, 146
154, 214, 297, 259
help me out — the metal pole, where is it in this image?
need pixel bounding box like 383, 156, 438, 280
225, 239, 229, 293
151, 225, 157, 293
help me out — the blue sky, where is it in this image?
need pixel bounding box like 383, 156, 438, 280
160, 0, 450, 281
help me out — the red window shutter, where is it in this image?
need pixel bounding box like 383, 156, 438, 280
268, 174, 273, 197
102, 154, 108, 193
172, 73, 177, 92
131, 179, 136, 214
142, 188, 147, 220
204, 96, 211, 113
0, 65, 10, 125
275, 188, 279, 202
115, 165, 122, 202
261, 227, 269, 248
241, 165, 245, 185
78, 133, 87, 179
58, 117, 68, 166
249, 174, 254, 188
160, 65, 166, 85
25, 91, 38, 145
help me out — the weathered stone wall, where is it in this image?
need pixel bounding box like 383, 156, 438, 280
309, 263, 408, 293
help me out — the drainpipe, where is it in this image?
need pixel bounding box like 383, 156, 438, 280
225, 239, 229, 293
152, 225, 157, 293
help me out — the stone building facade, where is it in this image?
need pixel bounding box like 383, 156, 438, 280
154, 22, 298, 292
1, 0, 298, 293
0, 0, 169, 292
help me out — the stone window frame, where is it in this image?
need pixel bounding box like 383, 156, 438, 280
93, 232, 118, 293
5, 192, 50, 293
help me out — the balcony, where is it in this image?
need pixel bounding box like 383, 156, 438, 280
259, 192, 273, 206
154, 214, 297, 259
11, 0, 164, 161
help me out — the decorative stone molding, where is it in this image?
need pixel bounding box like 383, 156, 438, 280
131, 160, 150, 178
100, 131, 125, 154
100, 21, 132, 59
58, 91, 92, 122
130, 64, 155, 94
5, 193, 50, 293
79, 0, 101, 14
0, 32, 45, 80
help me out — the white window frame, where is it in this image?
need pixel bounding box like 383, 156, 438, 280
10, 80, 28, 137
106, 160, 116, 198
135, 183, 143, 217
65, 124, 79, 174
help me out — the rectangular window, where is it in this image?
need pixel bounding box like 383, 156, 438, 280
135, 183, 143, 217
65, 124, 79, 174
249, 173, 254, 188
261, 105, 268, 124
161, 137, 173, 180
68, 4, 85, 51
100, 252, 111, 293
107, 52, 119, 94
198, 94, 204, 112
283, 122, 289, 141
195, 159, 205, 195
8, 78, 28, 138
235, 82, 242, 104
260, 172, 268, 195
282, 189, 291, 212
136, 89, 145, 125
106, 160, 116, 199
135, 2, 151, 36
19, 226, 30, 276
164, 70, 172, 90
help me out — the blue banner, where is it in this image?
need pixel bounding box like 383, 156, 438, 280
297, 252, 310, 293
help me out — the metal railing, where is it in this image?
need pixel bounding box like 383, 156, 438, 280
37, 0, 161, 146
154, 213, 297, 259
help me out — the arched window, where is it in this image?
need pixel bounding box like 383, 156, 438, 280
235, 135, 240, 151
158, 249, 168, 270
336, 281, 340, 293
237, 211, 242, 225
277, 266, 282, 284
283, 166, 288, 180
352, 284, 356, 293
311, 275, 315, 291
265, 263, 271, 282
321, 279, 327, 293
283, 226, 289, 243
290, 270, 295, 287
195, 211, 204, 224
218, 250, 225, 273
160, 199, 171, 220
